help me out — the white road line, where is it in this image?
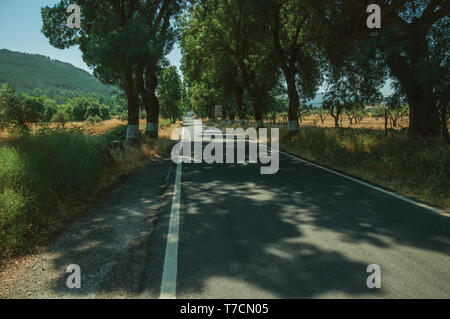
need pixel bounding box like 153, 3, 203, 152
274, 148, 448, 217
160, 127, 184, 299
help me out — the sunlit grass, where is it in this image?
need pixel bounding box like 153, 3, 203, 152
278, 126, 450, 210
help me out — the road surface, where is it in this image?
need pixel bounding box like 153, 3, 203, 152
1, 117, 449, 299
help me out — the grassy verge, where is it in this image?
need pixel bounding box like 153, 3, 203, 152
207, 119, 449, 210
278, 127, 450, 210
0, 123, 177, 263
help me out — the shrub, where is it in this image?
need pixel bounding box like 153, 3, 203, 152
51, 110, 70, 127
118, 111, 128, 121
43, 99, 58, 122
69, 97, 90, 121
86, 115, 103, 125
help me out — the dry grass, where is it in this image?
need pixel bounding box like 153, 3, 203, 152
208, 119, 449, 211
263, 114, 409, 131
101, 126, 177, 188
299, 115, 409, 130
277, 127, 450, 211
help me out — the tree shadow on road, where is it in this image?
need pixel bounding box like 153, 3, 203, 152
7, 142, 448, 299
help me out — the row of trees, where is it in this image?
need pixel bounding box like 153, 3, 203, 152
0, 68, 186, 133
40, 1, 448, 142
180, 0, 448, 142
42, 0, 187, 143
0, 83, 114, 132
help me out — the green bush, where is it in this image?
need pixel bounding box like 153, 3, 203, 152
51, 110, 70, 127
43, 99, 58, 122
69, 97, 90, 121
118, 111, 128, 121
0, 83, 41, 133
0, 128, 107, 250
86, 115, 103, 125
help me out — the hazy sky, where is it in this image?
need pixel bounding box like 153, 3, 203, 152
0, 0, 182, 74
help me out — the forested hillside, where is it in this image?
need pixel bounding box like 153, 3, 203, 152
0, 49, 112, 95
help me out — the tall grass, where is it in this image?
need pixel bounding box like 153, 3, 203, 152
0, 128, 107, 250
0, 122, 177, 254
279, 127, 450, 209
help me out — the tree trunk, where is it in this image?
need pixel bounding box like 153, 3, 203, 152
334, 114, 339, 128
284, 70, 300, 132
124, 71, 140, 145
252, 94, 264, 129
144, 70, 160, 138
407, 89, 440, 139
385, 109, 388, 136
235, 87, 245, 123
441, 104, 449, 145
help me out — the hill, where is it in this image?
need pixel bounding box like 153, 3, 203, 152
0, 49, 112, 95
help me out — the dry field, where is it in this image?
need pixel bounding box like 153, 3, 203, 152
276, 115, 410, 131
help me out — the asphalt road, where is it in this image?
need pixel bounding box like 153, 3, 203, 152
162, 118, 450, 299
1, 117, 449, 299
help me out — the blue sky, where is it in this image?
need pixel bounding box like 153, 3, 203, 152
0, 0, 182, 74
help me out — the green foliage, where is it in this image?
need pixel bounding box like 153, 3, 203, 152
65, 97, 111, 122
181, 0, 281, 122
51, 110, 70, 127
42, 99, 59, 122
0, 83, 41, 133
0, 49, 112, 95
0, 128, 107, 250
42, 0, 187, 141
158, 66, 183, 123
86, 115, 103, 125
0, 188, 29, 247
313, 1, 447, 138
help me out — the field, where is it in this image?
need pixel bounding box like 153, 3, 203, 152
296, 114, 409, 131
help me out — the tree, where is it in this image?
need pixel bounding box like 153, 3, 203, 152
42, 0, 186, 143
42, 98, 58, 122
158, 66, 183, 123
264, 0, 322, 131
311, 0, 449, 139
181, 0, 280, 127
23, 96, 45, 122
134, 1, 186, 138
180, 2, 245, 123
0, 83, 41, 133
51, 110, 70, 127
42, 0, 142, 142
